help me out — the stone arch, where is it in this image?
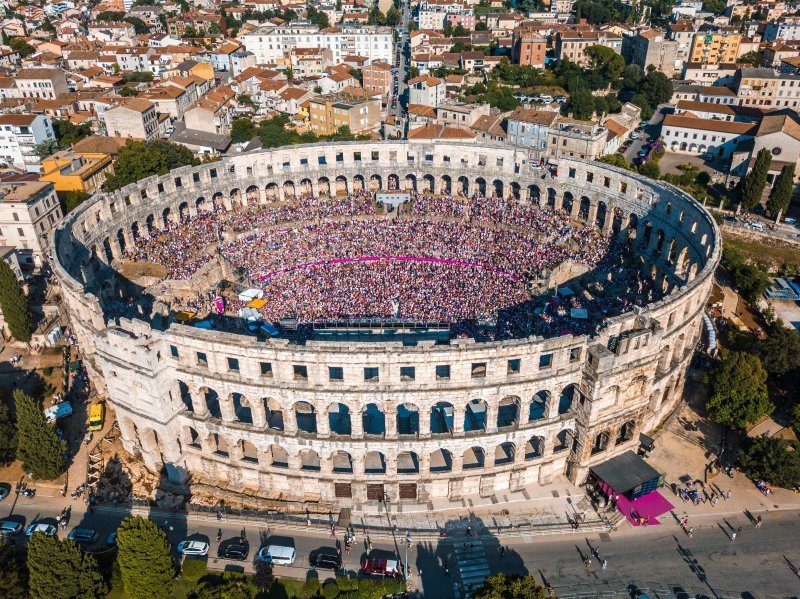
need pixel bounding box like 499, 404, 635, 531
202, 387, 221, 419
212, 192, 224, 209
299, 448, 321, 471
405, 173, 417, 192
559, 384, 577, 414
161, 206, 172, 227
591, 430, 610, 455
116, 228, 127, 254
642, 221, 653, 247
364, 451, 386, 474
529, 184, 541, 203
131, 221, 140, 242
211, 433, 229, 456
246, 184, 260, 203
579, 196, 590, 221
562, 191, 574, 214
283, 180, 295, 198
596, 201, 607, 230
195, 197, 207, 213
294, 401, 317, 433
240, 440, 258, 463
423, 174, 435, 192
268, 444, 289, 468
458, 175, 469, 196
654, 229, 666, 256
328, 402, 351, 435
430, 448, 453, 473
497, 395, 520, 429
464, 399, 487, 432
362, 403, 385, 435
369, 174, 382, 191
177, 381, 193, 412
335, 175, 348, 195
299, 178, 313, 195
525, 436, 545, 460
667, 238, 678, 264
397, 403, 419, 435
232, 392, 252, 424
441, 174, 452, 194
430, 401, 454, 435
612, 207, 623, 234
494, 441, 515, 466
265, 182, 279, 199
657, 345, 671, 372
178, 201, 190, 221
510, 182, 521, 200
387, 173, 400, 190
317, 176, 331, 196
547, 187, 557, 207
463, 446, 485, 470
475, 177, 486, 195
628, 213, 639, 239
331, 450, 353, 473
492, 179, 503, 198
554, 428, 575, 452
616, 420, 636, 445
265, 398, 283, 430
529, 391, 549, 420
397, 451, 419, 474
230, 188, 241, 205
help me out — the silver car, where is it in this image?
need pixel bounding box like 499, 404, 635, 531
0, 520, 23, 536
177, 540, 209, 556
67, 528, 99, 544
25, 522, 58, 537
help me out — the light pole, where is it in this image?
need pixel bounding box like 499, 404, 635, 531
405, 530, 412, 580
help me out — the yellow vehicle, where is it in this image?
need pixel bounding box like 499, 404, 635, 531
88, 403, 105, 432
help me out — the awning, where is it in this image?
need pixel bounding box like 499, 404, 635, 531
590, 450, 663, 496
174, 310, 196, 323
247, 298, 267, 309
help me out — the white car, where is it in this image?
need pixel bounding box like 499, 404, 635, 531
25, 522, 57, 537
539, 94, 553, 103
630, 133, 640, 140
177, 540, 209, 556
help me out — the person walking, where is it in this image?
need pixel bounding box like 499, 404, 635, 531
584, 556, 591, 569
726, 489, 732, 500
601, 559, 607, 571
730, 531, 737, 542
755, 515, 762, 528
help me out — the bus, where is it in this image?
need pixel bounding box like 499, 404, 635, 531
88, 403, 105, 432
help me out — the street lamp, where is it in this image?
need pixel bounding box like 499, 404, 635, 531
404, 530, 412, 580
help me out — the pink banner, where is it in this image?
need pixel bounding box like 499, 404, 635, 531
255, 256, 522, 282
214, 296, 225, 314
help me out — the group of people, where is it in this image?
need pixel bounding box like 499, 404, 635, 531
118, 190, 658, 339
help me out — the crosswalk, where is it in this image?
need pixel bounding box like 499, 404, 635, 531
453, 542, 491, 599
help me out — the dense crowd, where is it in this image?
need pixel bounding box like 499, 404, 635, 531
117, 190, 660, 337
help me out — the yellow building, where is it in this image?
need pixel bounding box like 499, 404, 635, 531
306, 90, 381, 136
40, 149, 114, 195
689, 33, 741, 65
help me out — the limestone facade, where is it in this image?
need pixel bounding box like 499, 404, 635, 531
51, 141, 720, 506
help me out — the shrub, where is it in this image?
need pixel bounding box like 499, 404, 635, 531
322, 580, 340, 598
304, 575, 320, 596
181, 558, 207, 581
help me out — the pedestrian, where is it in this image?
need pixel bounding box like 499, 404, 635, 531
687, 527, 693, 538
755, 515, 762, 528
726, 490, 732, 500
466, 525, 472, 537
307, 517, 311, 527
445, 565, 449, 577
601, 559, 607, 571
584, 556, 591, 569
730, 532, 737, 542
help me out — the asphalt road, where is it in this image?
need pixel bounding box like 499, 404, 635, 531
391, 0, 411, 133
3, 490, 800, 597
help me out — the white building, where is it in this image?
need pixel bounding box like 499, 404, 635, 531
764, 19, 800, 42
0, 181, 61, 267
661, 113, 757, 157
14, 68, 69, 100
241, 23, 393, 65
0, 114, 56, 173
408, 75, 446, 108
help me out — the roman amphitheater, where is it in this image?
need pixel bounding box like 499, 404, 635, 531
51, 141, 720, 507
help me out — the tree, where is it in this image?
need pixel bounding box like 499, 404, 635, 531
584, 45, 625, 86
306, 6, 329, 28
705, 352, 773, 430
563, 86, 595, 119
118, 86, 139, 97
230, 117, 256, 144
407, 66, 420, 80
116, 516, 175, 599
28, 535, 106, 599
253, 561, 274, 593
741, 148, 771, 210
598, 154, 632, 171
386, 6, 400, 25
758, 325, 800, 376
702, 0, 726, 13
124, 16, 149, 34
34, 139, 59, 160
9, 37, 34, 57
121, 71, 154, 83
0, 539, 27, 598
473, 573, 546, 599
638, 159, 660, 180
739, 435, 800, 488
15, 390, 66, 479
207, 22, 222, 34
0, 260, 31, 342
52, 120, 92, 147
182, 25, 197, 39
103, 140, 199, 191
63, 191, 88, 214
476, 20, 488, 31
193, 576, 250, 599
766, 164, 795, 217
637, 70, 673, 108
0, 396, 17, 466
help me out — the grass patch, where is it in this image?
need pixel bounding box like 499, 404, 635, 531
723, 236, 800, 274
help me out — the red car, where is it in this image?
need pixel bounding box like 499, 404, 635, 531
361, 556, 400, 576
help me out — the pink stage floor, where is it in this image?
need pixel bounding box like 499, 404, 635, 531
616, 490, 674, 526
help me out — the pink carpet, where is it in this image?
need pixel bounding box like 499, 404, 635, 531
597, 482, 674, 526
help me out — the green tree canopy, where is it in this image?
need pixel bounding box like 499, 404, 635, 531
702, 0, 727, 13
0, 260, 31, 342
766, 164, 795, 217
103, 140, 199, 191
0, 539, 26, 598
193, 575, 251, 599
739, 435, 800, 488
598, 154, 633, 171
741, 148, 771, 210
563, 86, 595, 119
122, 71, 154, 83
386, 6, 401, 25
705, 351, 773, 430
306, 6, 329, 28
723, 243, 770, 302
584, 44, 625, 86
116, 516, 175, 599
9, 37, 35, 57
230, 117, 256, 144
28, 535, 106, 599
473, 573, 547, 599
758, 324, 800, 376
0, 396, 17, 466
14, 389, 66, 479
62, 191, 89, 215
52, 120, 92, 147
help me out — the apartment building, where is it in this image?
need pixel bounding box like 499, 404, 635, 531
506, 107, 558, 161
166, 12, 226, 39
0, 114, 55, 173
512, 27, 546, 68
241, 24, 393, 65
764, 18, 800, 42
363, 61, 392, 96
0, 181, 61, 267
688, 32, 741, 65
104, 98, 159, 140
662, 113, 757, 158
306, 91, 381, 136
667, 21, 695, 64
732, 67, 800, 109
554, 30, 623, 66
15, 68, 69, 100
546, 119, 608, 160
408, 76, 446, 108
624, 29, 679, 76
436, 102, 490, 128
39, 149, 114, 195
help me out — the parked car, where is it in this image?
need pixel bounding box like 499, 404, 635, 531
361, 556, 401, 576
539, 94, 553, 103
25, 522, 57, 537
177, 540, 209, 556
222, 544, 249, 560
554, 95, 566, 103
67, 528, 98, 544
0, 484, 10, 501
257, 545, 296, 565
0, 520, 22, 536
106, 532, 118, 547
630, 133, 640, 140
310, 550, 343, 571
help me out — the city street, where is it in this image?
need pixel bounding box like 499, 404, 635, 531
3, 489, 800, 597
390, 0, 411, 133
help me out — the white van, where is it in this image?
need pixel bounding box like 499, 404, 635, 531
750, 222, 764, 232
257, 545, 296, 565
